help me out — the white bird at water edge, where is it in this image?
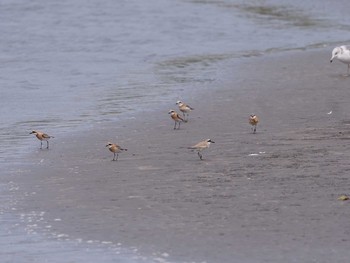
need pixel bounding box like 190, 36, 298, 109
330, 45, 350, 76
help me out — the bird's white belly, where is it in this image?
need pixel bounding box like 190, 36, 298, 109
339, 55, 350, 64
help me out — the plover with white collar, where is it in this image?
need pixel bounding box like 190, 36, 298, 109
176, 100, 194, 121
106, 142, 127, 161
168, 110, 185, 130
188, 139, 215, 160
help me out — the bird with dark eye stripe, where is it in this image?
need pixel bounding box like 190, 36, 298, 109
188, 139, 215, 160
168, 110, 185, 130
106, 142, 127, 161
176, 100, 194, 121
30, 130, 54, 149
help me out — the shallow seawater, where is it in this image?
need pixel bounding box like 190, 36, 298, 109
0, 180, 154, 263
1, 215, 143, 263
1, 0, 350, 262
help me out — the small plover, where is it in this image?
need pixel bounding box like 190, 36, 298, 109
176, 101, 194, 121
30, 130, 54, 149
168, 110, 185, 130
330, 46, 350, 76
106, 142, 127, 161
249, 114, 259, 133
188, 139, 215, 160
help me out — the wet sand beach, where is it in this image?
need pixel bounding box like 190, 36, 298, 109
6, 48, 350, 263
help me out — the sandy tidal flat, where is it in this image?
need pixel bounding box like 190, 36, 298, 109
8, 49, 350, 263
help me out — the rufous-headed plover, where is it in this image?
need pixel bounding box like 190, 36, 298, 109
176, 100, 194, 121
330, 45, 350, 76
249, 114, 259, 134
168, 110, 185, 130
30, 130, 54, 149
106, 142, 127, 161
188, 139, 215, 160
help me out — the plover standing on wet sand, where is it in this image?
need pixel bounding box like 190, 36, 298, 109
330, 45, 350, 76
188, 139, 215, 160
176, 100, 194, 121
249, 114, 259, 134
30, 130, 54, 149
168, 110, 185, 130
106, 142, 127, 161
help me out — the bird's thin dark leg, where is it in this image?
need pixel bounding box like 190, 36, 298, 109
113, 153, 116, 161
178, 121, 181, 129
47, 141, 49, 149
198, 151, 203, 160
173, 121, 176, 130
253, 126, 257, 134
40, 141, 43, 149
116, 153, 119, 161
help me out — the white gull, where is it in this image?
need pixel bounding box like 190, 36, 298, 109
330, 45, 350, 76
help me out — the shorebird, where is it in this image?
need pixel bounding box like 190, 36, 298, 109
106, 142, 127, 161
330, 46, 350, 76
168, 110, 185, 130
249, 114, 259, 134
176, 100, 194, 121
188, 139, 215, 160
30, 130, 54, 149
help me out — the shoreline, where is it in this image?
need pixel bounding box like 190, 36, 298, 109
5, 47, 350, 263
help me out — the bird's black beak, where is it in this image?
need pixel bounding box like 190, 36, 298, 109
211, 141, 215, 143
